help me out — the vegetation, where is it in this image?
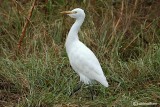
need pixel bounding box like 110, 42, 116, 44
0, 0, 160, 106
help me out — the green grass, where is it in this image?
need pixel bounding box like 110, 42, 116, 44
0, 0, 160, 107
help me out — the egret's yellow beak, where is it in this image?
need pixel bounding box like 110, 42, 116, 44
60, 11, 75, 14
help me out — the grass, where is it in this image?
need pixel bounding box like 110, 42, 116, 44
0, 0, 160, 107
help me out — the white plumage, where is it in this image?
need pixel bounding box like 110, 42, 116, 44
61, 8, 109, 87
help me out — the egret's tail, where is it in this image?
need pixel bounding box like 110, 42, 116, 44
96, 76, 109, 87
100, 80, 109, 87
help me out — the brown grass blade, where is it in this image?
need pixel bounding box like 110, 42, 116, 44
17, 0, 37, 52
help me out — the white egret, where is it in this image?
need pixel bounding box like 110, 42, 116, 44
61, 8, 109, 96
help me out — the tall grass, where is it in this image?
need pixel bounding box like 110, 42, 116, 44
0, 0, 160, 106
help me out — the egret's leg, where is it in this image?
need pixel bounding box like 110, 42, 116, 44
88, 85, 94, 100
69, 82, 83, 97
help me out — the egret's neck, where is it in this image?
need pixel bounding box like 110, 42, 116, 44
65, 18, 84, 48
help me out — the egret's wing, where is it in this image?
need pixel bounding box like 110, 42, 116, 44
69, 41, 104, 77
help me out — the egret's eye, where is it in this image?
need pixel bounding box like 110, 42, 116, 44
73, 11, 77, 14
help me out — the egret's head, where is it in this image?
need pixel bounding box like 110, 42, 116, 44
60, 8, 85, 19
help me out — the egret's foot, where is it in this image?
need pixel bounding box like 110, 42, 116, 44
69, 82, 83, 97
